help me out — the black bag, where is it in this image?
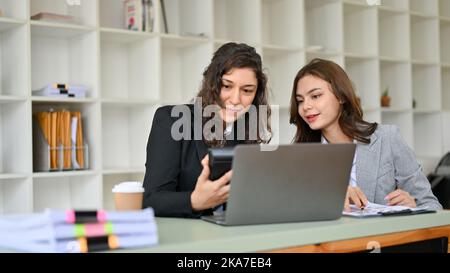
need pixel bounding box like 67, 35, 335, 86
428, 152, 450, 209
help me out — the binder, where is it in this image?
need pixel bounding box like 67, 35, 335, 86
33, 110, 88, 172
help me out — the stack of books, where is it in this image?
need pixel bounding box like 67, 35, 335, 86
32, 83, 88, 98
124, 0, 155, 32
0, 208, 158, 253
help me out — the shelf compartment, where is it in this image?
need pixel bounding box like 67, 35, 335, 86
214, 0, 261, 43
411, 15, 439, 63
99, 0, 124, 29
32, 102, 100, 171
378, 10, 410, 60
345, 57, 380, 110
99, 0, 154, 31
161, 40, 212, 104
0, 101, 31, 174
412, 64, 441, 111
102, 104, 158, 171
33, 174, 101, 211
261, 0, 304, 47
100, 34, 159, 101
160, 0, 212, 38
263, 48, 304, 108
379, 0, 409, 11
0, 177, 32, 214
30, 0, 97, 27
414, 112, 443, 157
410, 0, 439, 16
443, 67, 450, 110
31, 28, 98, 99
381, 111, 414, 148
380, 60, 412, 110
440, 20, 450, 64
305, 0, 343, 54
102, 173, 144, 211
440, 0, 450, 18
0, 0, 28, 20
0, 24, 28, 97
343, 4, 377, 56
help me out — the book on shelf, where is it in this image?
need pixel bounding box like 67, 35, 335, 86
124, 0, 155, 32
0, 208, 158, 253
160, 0, 168, 33
30, 12, 79, 24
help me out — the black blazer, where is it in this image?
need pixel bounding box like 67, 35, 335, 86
142, 104, 244, 218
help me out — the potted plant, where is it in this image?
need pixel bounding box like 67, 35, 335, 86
381, 87, 391, 107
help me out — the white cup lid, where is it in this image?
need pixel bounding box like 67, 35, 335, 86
112, 181, 144, 193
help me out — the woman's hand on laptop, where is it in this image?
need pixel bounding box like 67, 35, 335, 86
344, 186, 368, 212
191, 155, 232, 211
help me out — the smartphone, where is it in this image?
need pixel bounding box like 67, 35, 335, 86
208, 147, 234, 181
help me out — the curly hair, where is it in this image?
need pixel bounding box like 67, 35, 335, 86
196, 42, 271, 147
289, 58, 377, 143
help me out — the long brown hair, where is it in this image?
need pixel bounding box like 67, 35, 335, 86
197, 42, 271, 147
289, 58, 377, 143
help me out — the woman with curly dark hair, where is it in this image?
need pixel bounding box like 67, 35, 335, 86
143, 42, 272, 217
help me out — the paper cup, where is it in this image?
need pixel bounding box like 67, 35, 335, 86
112, 181, 144, 211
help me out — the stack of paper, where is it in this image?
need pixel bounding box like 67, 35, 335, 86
33, 83, 87, 98
0, 208, 158, 253
343, 202, 434, 218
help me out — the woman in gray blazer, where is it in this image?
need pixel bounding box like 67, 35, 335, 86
289, 58, 442, 211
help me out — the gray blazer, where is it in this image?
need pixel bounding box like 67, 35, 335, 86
356, 124, 442, 210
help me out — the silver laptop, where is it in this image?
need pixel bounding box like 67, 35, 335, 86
201, 143, 356, 226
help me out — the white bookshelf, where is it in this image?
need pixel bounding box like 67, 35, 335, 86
410, 0, 439, 16
343, 3, 378, 57
0, 0, 449, 214
441, 0, 450, 18
345, 56, 380, 110
378, 9, 410, 60
379, 60, 412, 109
410, 15, 439, 63
441, 20, 450, 64
263, 47, 304, 108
